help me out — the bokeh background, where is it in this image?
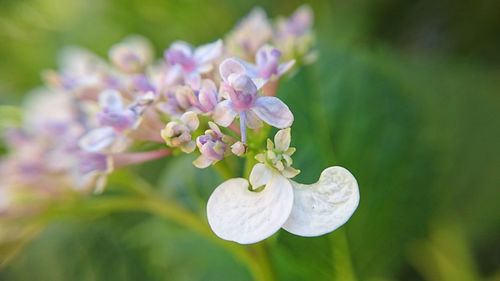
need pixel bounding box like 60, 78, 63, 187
0, 0, 499, 280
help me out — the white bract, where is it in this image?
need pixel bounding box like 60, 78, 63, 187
206, 129, 359, 244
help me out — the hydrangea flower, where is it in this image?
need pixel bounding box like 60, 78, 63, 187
230, 141, 247, 157
246, 45, 295, 80
97, 89, 137, 132
74, 152, 112, 191
193, 122, 229, 168
206, 129, 360, 244
226, 7, 272, 59
0, 6, 357, 249
173, 79, 219, 114
255, 128, 300, 178
109, 35, 153, 74
165, 40, 223, 88
274, 5, 317, 63
161, 111, 199, 153
78, 126, 118, 153
213, 58, 293, 143
45, 47, 113, 99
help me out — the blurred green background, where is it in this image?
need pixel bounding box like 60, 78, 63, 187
0, 0, 499, 280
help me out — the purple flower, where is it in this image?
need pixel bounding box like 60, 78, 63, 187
277, 5, 313, 37
252, 45, 295, 80
173, 79, 219, 114
192, 79, 219, 113
164, 39, 223, 88
161, 111, 199, 153
97, 90, 137, 132
226, 7, 272, 59
48, 47, 113, 99
273, 5, 317, 64
78, 126, 117, 153
213, 58, 293, 143
193, 122, 228, 168
109, 35, 153, 74
74, 152, 111, 191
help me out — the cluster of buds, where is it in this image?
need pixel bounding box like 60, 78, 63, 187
0, 5, 359, 245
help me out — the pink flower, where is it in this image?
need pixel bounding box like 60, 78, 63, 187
213, 58, 293, 143
193, 122, 228, 168
108, 35, 153, 74
251, 45, 295, 80
164, 39, 223, 88
97, 90, 137, 132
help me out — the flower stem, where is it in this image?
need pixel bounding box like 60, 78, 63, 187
75, 195, 274, 281
330, 229, 358, 281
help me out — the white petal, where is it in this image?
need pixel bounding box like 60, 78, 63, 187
193, 154, 212, 168
274, 128, 291, 151
207, 174, 294, 244
194, 39, 223, 65
175, 86, 193, 109
252, 97, 294, 129
212, 100, 237, 127
180, 111, 199, 131
219, 58, 246, 82
169, 41, 193, 56
198, 79, 218, 111
249, 163, 272, 190
186, 72, 201, 89
282, 166, 360, 237
230, 141, 246, 156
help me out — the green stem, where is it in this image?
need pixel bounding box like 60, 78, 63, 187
78, 196, 274, 281
243, 150, 256, 178
212, 161, 234, 180
330, 229, 357, 281
252, 242, 276, 280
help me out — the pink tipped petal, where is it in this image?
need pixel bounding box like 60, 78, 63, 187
252, 97, 294, 128
180, 141, 196, 153
198, 80, 218, 111
180, 111, 199, 131
168, 41, 193, 57
194, 39, 223, 65
201, 79, 217, 93
293, 5, 314, 33
213, 100, 237, 127
206, 173, 294, 244
208, 121, 222, 136
219, 58, 246, 82
193, 154, 213, 168
282, 166, 360, 237
186, 72, 202, 89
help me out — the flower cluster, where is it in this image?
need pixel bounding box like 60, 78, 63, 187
0, 5, 359, 245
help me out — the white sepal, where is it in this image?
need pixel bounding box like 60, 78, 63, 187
207, 172, 294, 244
282, 166, 359, 237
